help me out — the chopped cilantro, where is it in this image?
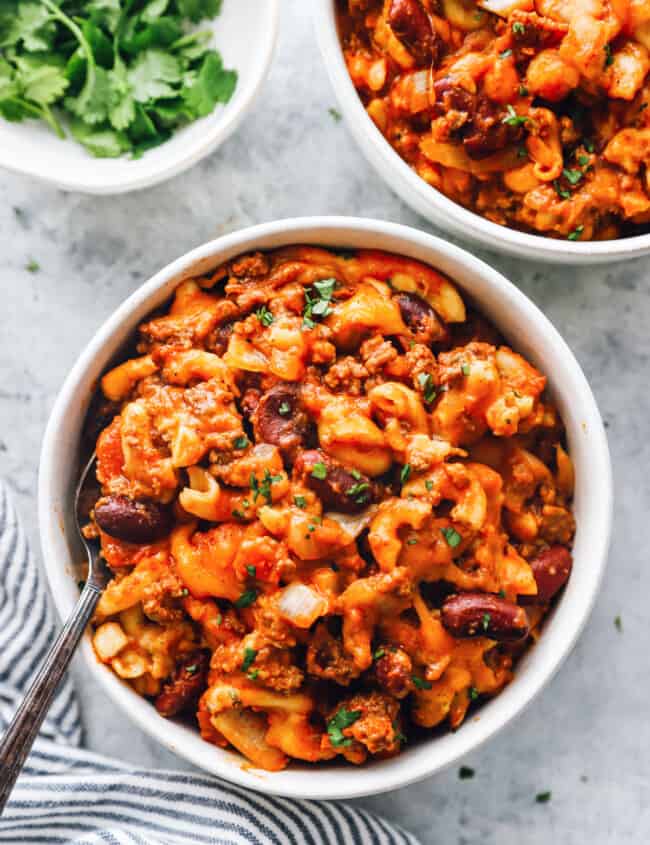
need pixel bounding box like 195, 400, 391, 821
563, 168, 583, 185
400, 464, 411, 484
469, 686, 479, 701
425, 480, 434, 491
373, 648, 385, 660
247, 669, 259, 680
512, 21, 525, 35
185, 664, 197, 675
303, 277, 337, 329
216, 613, 223, 625
246, 564, 256, 578
0, 0, 236, 158
311, 462, 328, 480
567, 225, 584, 241
348, 481, 370, 504
278, 401, 291, 416
294, 495, 307, 509
584, 139, 595, 153
412, 675, 432, 690
461, 362, 470, 376
25, 258, 40, 273
180, 588, 189, 597
459, 765, 475, 780
604, 44, 613, 67
256, 305, 274, 327
327, 707, 361, 747
519, 84, 528, 97
328, 106, 342, 122
536, 791, 552, 803
499, 49, 513, 58
406, 537, 418, 545
481, 612, 492, 632
231, 508, 246, 520
417, 372, 437, 403
614, 615, 622, 632
234, 588, 258, 609
250, 469, 283, 503
441, 526, 462, 548
554, 180, 571, 200
578, 154, 590, 166
241, 647, 257, 672
502, 104, 529, 127
498, 589, 506, 599
77, 579, 85, 591
233, 435, 249, 450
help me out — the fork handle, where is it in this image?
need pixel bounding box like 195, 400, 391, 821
0, 584, 101, 814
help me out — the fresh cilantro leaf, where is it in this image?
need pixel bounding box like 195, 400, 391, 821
65, 64, 112, 124
241, 647, 257, 672
563, 168, 583, 186
120, 15, 182, 55
412, 675, 432, 690
311, 462, 328, 480
502, 104, 529, 127
182, 50, 236, 118
459, 766, 475, 780
246, 564, 256, 577
142, 0, 170, 23
567, 225, 584, 241
400, 464, 411, 484
108, 60, 135, 130
86, 0, 121, 34
536, 791, 552, 803
2, 3, 56, 53
233, 435, 249, 450
19, 62, 69, 105
417, 372, 436, 403
328, 106, 341, 121
128, 48, 181, 102
70, 118, 130, 157
234, 588, 258, 609
171, 29, 213, 63
176, 0, 223, 24
25, 258, 39, 272
256, 304, 273, 326
327, 707, 361, 747
348, 481, 370, 504
294, 495, 307, 509
441, 526, 462, 548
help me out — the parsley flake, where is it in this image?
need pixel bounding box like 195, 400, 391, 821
417, 372, 437, 403
567, 225, 584, 241
233, 435, 249, 450
246, 564, 256, 578
400, 464, 411, 484
554, 180, 571, 200
563, 168, 583, 186
481, 612, 492, 632
256, 305, 274, 327
412, 675, 432, 690
235, 589, 258, 609
373, 648, 385, 660
441, 526, 462, 548
247, 669, 259, 680
459, 765, 475, 780
25, 259, 40, 273
278, 401, 291, 416
425, 480, 434, 491
502, 104, 529, 127
241, 647, 257, 672
250, 469, 283, 503
406, 537, 418, 545
536, 791, 552, 804
185, 664, 198, 675
348, 481, 370, 504
328, 107, 342, 122
303, 277, 337, 329
294, 495, 307, 509
311, 462, 328, 480
604, 44, 613, 67
512, 21, 525, 35
469, 686, 479, 701
614, 615, 622, 632
327, 708, 361, 747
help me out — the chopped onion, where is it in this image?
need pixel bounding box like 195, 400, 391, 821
326, 506, 377, 541
278, 583, 328, 628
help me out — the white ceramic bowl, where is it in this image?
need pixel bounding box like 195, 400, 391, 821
0, 1, 279, 195
314, 2, 650, 265
39, 217, 612, 799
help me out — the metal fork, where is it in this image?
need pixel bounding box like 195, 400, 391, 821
0, 453, 110, 814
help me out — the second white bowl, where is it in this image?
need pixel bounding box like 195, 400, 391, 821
314, 1, 650, 264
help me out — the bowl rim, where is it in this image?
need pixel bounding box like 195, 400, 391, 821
0, 0, 280, 195
38, 216, 613, 799
312, 1, 650, 263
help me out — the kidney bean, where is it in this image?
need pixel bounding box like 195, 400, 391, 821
375, 648, 413, 698
252, 383, 311, 465
94, 495, 172, 544
295, 449, 374, 514
154, 649, 211, 718
433, 78, 476, 116
395, 291, 447, 344
520, 545, 573, 604
441, 593, 530, 641
208, 320, 234, 356
83, 399, 121, 445
388, 0, 442, 65
462, 98, 523, 159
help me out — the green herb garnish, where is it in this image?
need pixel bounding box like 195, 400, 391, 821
425, 480, 434, 491
278, 401, 290, 416
502, 104, 529, 127
614, 615, 622, 632
536, 791, 552, 803
412, 675, 432, 690
328, 106, 342, 122
441, 526, 462, 548
563, 168, 583, 186
247, 669, 259, 680
400, 464, 411, 484
233, 435, 249, 450
250, 469, 283, 503
406, 537, 418, 545
417, 372, 437, 403
373, 648, 385, 660
25, 258, 40, 273
461, 363, 470, 376
604, 44, 613, 67
567, 225, 584, 241
294, 495, 307, 509
0, 0, 237, 158
241, 647, 257, 672
512, 21, 525, 35
469, 686, 479, 701
459, 765, 475, 780
348, 481, 370, 504
554, 180, 571, 200
234, 588, 258, 609
246, 564, 256, 578
311, 462, 328, 480
302, 277, 337, 329
256, 305, 273, 327
499, 49, 513, 58
327, 707, 361, 747
481, 612, 491, 631
185, 664, 197, 675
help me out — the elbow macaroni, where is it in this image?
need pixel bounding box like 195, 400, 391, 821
87, 245, 575, 771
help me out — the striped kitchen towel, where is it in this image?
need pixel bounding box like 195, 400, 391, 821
0, 482, 419, 845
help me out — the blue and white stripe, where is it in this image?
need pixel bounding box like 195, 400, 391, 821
0, 483, 419, 845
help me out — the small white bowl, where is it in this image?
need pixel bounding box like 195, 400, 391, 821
39, 217, 612, 799
0, 1, 279, 195
314, 2, 650, 265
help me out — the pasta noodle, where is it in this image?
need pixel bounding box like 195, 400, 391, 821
87, 245, 575, 770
